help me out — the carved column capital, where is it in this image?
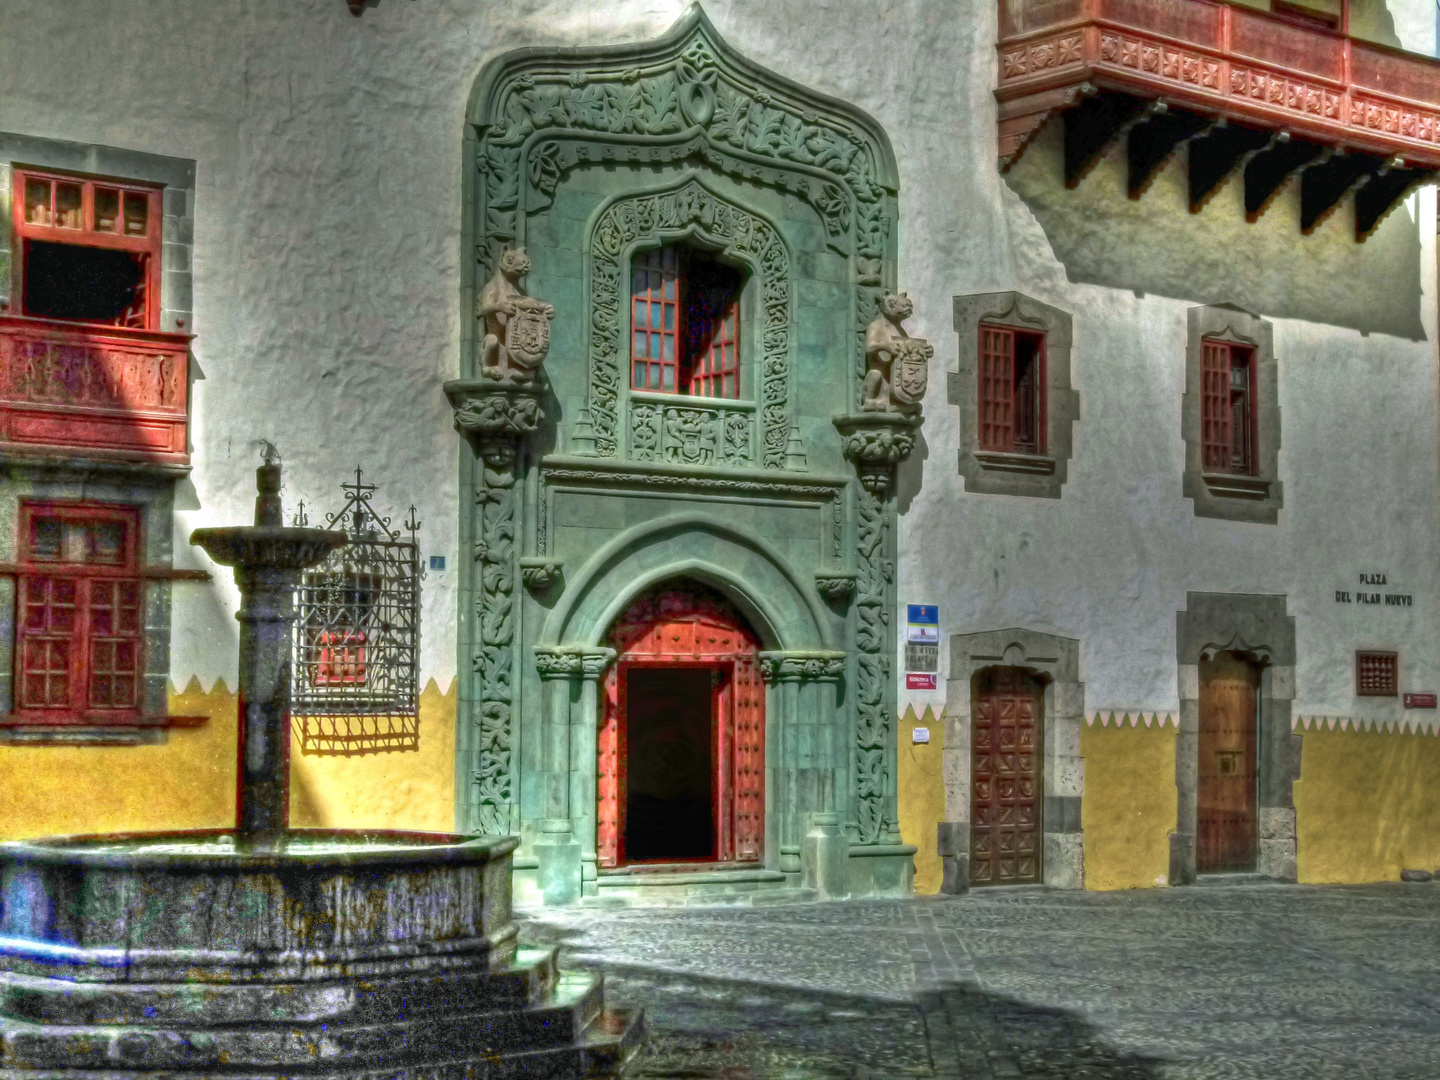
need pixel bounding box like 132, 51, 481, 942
535, 646, 616, 681
759, 650, 847, 684
833, 412, 921, 495
445, 378, 545, 465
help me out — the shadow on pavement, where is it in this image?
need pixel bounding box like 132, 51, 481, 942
546, 958, 1165, 1079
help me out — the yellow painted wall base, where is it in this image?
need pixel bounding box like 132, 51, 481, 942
897, 705, 944, 894
0, 678, 456, 840
1296, 729, 1440, 884
1080, 721, 1177, 890
290, 679, 456, 832
0, 678, 238, 841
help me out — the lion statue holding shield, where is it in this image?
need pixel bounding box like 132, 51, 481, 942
477, 247, 555, 384
862, 291, 932, 413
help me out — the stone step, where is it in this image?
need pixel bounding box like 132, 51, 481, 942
1191, 872, 1278, 887
0, 972, 605, 1070
0, 1003, 643, 1080
583, 868, 817, 907
0, 947, 561, 1028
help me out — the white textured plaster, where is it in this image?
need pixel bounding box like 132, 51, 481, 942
0, 0, 1432, 716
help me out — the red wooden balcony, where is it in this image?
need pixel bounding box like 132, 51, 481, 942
997, 0, 1440, 237
0, 315, 191, 466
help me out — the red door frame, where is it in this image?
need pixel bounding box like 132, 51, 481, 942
597, 587, 764, 869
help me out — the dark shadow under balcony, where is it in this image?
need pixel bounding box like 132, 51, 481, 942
997, 0, 1440, 239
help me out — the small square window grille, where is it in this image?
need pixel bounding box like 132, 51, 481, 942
1356, 651, 1398, 697
291, 470, 422, 754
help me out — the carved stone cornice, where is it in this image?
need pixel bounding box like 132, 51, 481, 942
813, 572, 856, 606
519, 557, 564, 596
534, 646, 617, 681
758, 650, 847, 684
833, 412, 921, 494
445, 378, 545, 465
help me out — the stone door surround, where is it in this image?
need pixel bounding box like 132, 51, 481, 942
1174, 592, 1299, 885
940, 628, 1084, 892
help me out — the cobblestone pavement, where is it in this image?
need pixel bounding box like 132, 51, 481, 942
520, 882, 1440, 1079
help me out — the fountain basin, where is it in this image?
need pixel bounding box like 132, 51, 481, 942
0, 829, 517, 984
0, 830, 640, 1076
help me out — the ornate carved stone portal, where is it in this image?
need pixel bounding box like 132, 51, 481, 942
454, 6, 917, 905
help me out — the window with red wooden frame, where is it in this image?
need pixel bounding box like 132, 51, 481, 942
1201, 339, 1257, 475
978, 324, 1046, 454
1356, 651, 1398, 697
630, 244, 743, 398
12, 503, 144, 724
12, 168, 162, 330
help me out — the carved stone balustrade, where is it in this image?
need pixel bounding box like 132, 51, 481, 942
0, 315, 192, 466
997, 0, 1440, 238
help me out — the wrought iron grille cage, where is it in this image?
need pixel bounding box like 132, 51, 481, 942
290, 469, 422, 755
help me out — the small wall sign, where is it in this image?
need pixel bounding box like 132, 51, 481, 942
906, 604, 939, 643
911, 726, 931, 744
1404, 693, 1437, 709
1336, 572, 1411, 606
906, 673, 938, 690
429, 555, 446, 571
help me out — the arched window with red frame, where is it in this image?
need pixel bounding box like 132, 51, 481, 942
630, 243, 744, 399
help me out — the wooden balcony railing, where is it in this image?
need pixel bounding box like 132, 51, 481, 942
0, 315, 191, 466
997, 0, 1440, 237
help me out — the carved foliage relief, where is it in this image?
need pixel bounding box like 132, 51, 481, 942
593, 183, 784, 464
471, 14, 899, 436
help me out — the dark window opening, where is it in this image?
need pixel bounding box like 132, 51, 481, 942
1202, 339, 1256, 475
978, 324, 1047, 454
631, 244, 744, 398
22, 240, 149, 328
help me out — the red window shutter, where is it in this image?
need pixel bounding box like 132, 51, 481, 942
979, 326, 1015, 451
690, 299, 740, 398
1202, 341, 1232, 472
630, 248, 681, 392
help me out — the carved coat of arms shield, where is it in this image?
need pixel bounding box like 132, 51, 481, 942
505, 298, 554, 369
890, 338, 933, 407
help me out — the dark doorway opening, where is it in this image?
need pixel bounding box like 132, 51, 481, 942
1197, 651, 1260, 873
622, 666, 716, 862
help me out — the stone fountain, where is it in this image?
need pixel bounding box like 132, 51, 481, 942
0, 456, 641, 1078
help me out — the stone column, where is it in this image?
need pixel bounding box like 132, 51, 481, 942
190, 460, 347, 845
760, 650, 847, 897
445, 379, 543, 839
834, 413, 919, 847
531, 645, 614, 904
574, 648, 615, 895
533, 648, 582, 905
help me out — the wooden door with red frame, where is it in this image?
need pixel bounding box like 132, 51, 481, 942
970, 667, 1043, 885
1197, 652, 1259, 872
597, 584, 764, 868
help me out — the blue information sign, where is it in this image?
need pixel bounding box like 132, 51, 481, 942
907, 604, 938, 625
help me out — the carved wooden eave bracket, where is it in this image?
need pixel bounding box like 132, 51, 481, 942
995, 1, 1440, 240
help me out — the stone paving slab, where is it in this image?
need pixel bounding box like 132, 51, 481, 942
519, 882, 1440, 1079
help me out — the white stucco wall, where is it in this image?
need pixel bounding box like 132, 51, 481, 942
0, 0, 1435, 731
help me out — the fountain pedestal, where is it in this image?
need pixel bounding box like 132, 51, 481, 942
0, 460, 641, 1078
